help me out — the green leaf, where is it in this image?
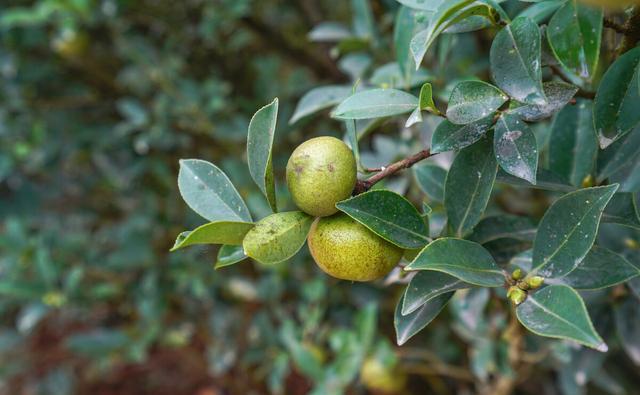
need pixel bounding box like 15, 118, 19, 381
370, 63, 432, 88
248, 98, 278, 212
445, 138, 498, 237
510, 81, 578, 122
496, 168, 574, 192
290, 86, 353, 124
336, 190, 429, 249
516, 285, 607, 351
431, 115, 495, 153
242, 211, 314, 264
178, 159, 252, 222
467, 215, 537, 244
414, 163, 447, 203
516, 1, 564, 24
345, 119, 361, 169
402, 271, 471, 315
215, 245, 247, 269
615, 297, 640, 365
602, 192, 640, 229
394, 7, 431, 83
597, 124, 640, 183
494, 113, 538, 184
405, 107, 423, 127
395, 0, 441, 11
171, 221, 254, 251
490, 17, 546, 105
549, 99, 597, 186
395, 292, 453, 346
308, 22, 352, 42
593, 47, 640, 148
333, 89, 418, 120
419, 82, 440, 114
531, 185, 619, 278
406, 238, 505, 287
547, 0, 602, 81
446, 81, 507, 124
552, 247, 639, 290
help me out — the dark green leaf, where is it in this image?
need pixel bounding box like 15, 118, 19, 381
446, 81, 507, 124
431, 115, 495, 153
178, 159, 252, 222
494, 113, 538, 184
593, 47, 640, 148
406, 238, 504, 287
615, 297, 640, 365
547, 1, 602, 81
394, 7, 431, 82
516, 1, 563, 23
510, 81, 578, 122
597, 124, 640, 183
496, 168, 574, 192
532, 185, 619, 278
215, 245, 247, 269
549, 99, 597, 186
402, 271, 471, 315
467, 215, 537, 244
509, 249, 533, 272
602, 192, 640, 229
336, 190, 429, 249
395, 292, 453, 346
490, 17, 546, 105
445, 138, 498, 237
290, 86, 353, 124
242, 211, 313, 264
516, 285, 607, 351
247, 98, 278, 212
553, 247, 639, 290
414, 163, 447, 203
333, 89, 418, 119
171, 221, 254, 251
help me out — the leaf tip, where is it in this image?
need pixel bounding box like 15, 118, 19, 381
595, 342, 608, 353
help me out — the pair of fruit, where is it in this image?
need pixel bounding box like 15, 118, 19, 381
285, 136, 403, 281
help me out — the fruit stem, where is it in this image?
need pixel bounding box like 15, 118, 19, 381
354, 149, 432, 194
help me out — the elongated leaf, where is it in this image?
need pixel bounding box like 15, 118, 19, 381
496, 167, 574, 192
336, 190, 429, 249
615, 297, 640, 365
290, 86, 353, 124
516, 285, 607, 351
468, 215, 537, 244
178, 159, 252, 222
494, 113, 538, 184
447, 81, 507, 124
171, 221, 254, 251
395, 292, 453, 346
552, 247, 639, 289
510, 81, 578, 122
395, 0, 442, 11
445, 138, 498, 237
242, 211, 313, 264
431, 115, 495, 153
395, 7, 431, 83
215, 245, 247, 269
333, 89, 418, 119
414, 163, 447, 203
406, 238, 504, 287
547, 1, 602, 81
531, 185, 619, 278
248, 98, 278, 212
516, 1, 563, 23
549, 99, 597, 186
370, 62, 432, 88
593, 47, 640, 148
402, 271, 470, 315
597, 124, 640, 183
490, 17, 546, 105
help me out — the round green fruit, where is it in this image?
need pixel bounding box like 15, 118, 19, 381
307, 214, 403, 281
360, 357, 407, 394
286, 136, 356, 217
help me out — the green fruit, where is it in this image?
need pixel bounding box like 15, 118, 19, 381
307, 214, 403, 281
286, 136, 357, 217
360, 357, 407, 394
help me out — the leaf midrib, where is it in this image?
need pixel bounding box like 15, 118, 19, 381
526, 295, 598, 345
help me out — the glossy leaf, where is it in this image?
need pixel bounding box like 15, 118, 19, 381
446, 81, 507, 124
171, 221, 254, 251
496, 167, 574, 192
333, 89, 418, 119
402, 271, 470, 315
602, 192, 640, 229
242, 211, 313, 264
516, 285, 607, 351
395, 0, 441, 11
215, 245, 247, 269
593, 47, 640, 148
547, 1, 602, 81
531, 185, 619, 278
516, 0, 563, 23
178, 159, 252, 222
445, 138, 498, 237
414, 163, 447, 203
290, 86, 352, 124
490, 17, 546, 105
553, 247, 639, 290
395, 292, 453, 346
394, 7, 431, 82
549, 99, 597, 186
468, 215, 537, 244
431, 115, 495, 153
247, 98, 278, 212
615, 297, 640, 365
336, 190, 429, 249
597, 124, 640, 183
510, 81, 578, 122
406, 238, 504, 287
494, 113, 538, 184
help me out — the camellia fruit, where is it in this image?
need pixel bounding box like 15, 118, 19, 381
286, 136, 356, 217
307, 214, 403, 281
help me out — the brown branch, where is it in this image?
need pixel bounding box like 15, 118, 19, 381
617, 6, 640, 56
604, 17, 627, 34
354, 149, 432, 194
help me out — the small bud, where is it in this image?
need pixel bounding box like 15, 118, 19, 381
508, 286, 527, 305
581, 174, 594, 188
517, 280, 530, 290
527, 276, 544, 289
623, 238, 639, 250
512, 268, 523, 280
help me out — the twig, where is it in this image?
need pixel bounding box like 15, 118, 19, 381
617, 6, 640, 56
604, 17, 627, 34
353, 149, 432, 194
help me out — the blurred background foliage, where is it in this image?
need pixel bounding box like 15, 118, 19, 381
1, 0, 639, 394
